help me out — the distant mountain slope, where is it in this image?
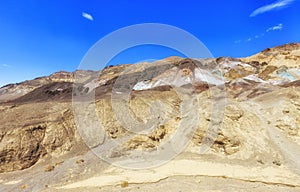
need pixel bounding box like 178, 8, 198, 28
241, 43, 300, 68
1, 43, 300, 104
0, 70, 93, 103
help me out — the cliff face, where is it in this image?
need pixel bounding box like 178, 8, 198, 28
0, 43, 300, 191
0, 103, 77, 173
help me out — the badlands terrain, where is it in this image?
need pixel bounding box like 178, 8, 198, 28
0, 43, 300, 191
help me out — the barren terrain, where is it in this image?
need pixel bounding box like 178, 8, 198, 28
0, 43, 300, 191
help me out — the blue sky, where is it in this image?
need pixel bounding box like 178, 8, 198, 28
0, 0, 300, 86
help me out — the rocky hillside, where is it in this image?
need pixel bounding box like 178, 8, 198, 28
0, 70, 94, 103
0, 43, 300, 191
241, 43, 300, 68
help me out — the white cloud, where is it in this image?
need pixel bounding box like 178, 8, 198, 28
266, 23, 283, 32
82, 12, 94, 21
250, 0, 295, 17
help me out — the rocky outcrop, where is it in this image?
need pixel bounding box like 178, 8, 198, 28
0, 104, 78, 173
0, 125, 46, 172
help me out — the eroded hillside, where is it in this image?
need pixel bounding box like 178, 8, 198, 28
0, 43, 300, 191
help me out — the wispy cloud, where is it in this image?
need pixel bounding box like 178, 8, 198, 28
235, 24, 283, 44
250, 0, 296, 17
1, 64, 11, 68
266, 23, 283, 32
82, 12, 94, 21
